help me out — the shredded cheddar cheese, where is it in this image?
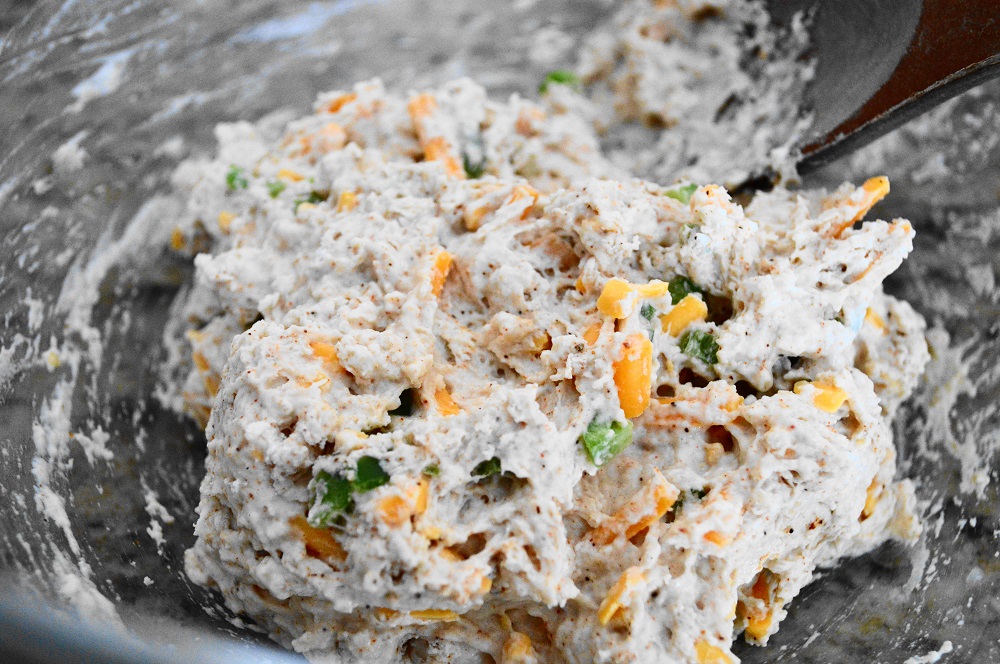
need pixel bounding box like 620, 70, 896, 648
377, 495, 412, 527
309, 340, 339, 366
510, 184, 539, 204
695, 639, 732, 664
660, 293, 708, 336
794, 380, 848, 413
625, 482, 676, 540
170, 227, 185, 250
703, 530, 730, 547
414, 478, 430, 515
423, 137, 465, 178
464, 205, 490, 231
277, 168, 305, 182
318, 122, 347, 151
217, 211, 236, 233
865, 307, 888, 333
502, 631, 536, 662
597, 278, 635, 318
745, 611, 773, 640
582, 322, 602, 346
597, 278, 671, 319
409, 609, 459, 622
861, 479, 881, 520
827, 176, 891, 236
336, 191, 358, 212
325, 92, 357, 113
407, 93, 437, 119
431, 251, 453, 297
598, 567, 645, 625
373, 607, 398, 621
590, 470, 677, 545
289, 515, 347, 563
852, 176, 890, 223
192, 351, 210, 372
434, 386, 461, 416
613, 333, 653, 418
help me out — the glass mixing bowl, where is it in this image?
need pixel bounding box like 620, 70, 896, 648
1, 1, 998, 661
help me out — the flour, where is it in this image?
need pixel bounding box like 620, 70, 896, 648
903, 640, 954, 664
72, 427, 114, 465
24, 289, 46, 332
31, 378, 75, 467
154, 136, 187, 160
528, 26, 576, 66
68, 50, 132, 114
919, 329, 973, 460
51, 550, 125, 632
0, 335, 32, 395
143, 481, 176, 556
964, 263, 996, 298
5, 121, 185, 631
52, 131, 89, 175
911, 325, 992, 498
33, 478, 80, 556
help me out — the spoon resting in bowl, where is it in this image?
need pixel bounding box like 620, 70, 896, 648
768, 0, 1000, 175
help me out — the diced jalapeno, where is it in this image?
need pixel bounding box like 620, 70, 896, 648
640, 303, 656, 321
679, 329, 719, 365
539, 69, 582, 94
422, 464, 440, 477
463, 153, 486, 179
353, 456, 390, 493
267, 180, 286, 198
226, 165, 249, 191
294, 191, 327, 210
579, 418, 633, 467
309, 471, 354, 527
664, 183, 697, 204
463, 135, 487, 179
472, 456, 502, 477
690, 487, 709, 499
668, 275, 703, 305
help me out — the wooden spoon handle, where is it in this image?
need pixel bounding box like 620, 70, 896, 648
800, 0, 1000, 172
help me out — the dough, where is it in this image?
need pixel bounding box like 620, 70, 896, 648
171, 76, 928, 663
579, 0, 813, 185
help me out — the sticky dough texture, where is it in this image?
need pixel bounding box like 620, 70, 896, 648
174, 77, 928, 663
578, 0, 813, 185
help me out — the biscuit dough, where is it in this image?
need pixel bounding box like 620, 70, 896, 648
171, 76, 928, 663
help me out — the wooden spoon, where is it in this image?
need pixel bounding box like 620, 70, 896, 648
769, 0, 1000, 174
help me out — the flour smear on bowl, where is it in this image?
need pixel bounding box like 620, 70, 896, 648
15, 1, 997, 663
